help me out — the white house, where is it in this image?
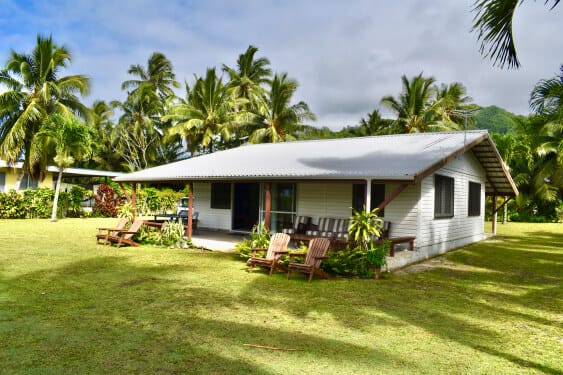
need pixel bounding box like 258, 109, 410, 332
114, 130, 518, 269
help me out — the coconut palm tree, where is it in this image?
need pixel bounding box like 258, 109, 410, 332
472, 0, 560, 69
0, 34, 90, 180
121, 52, 180, 101
380, 73, 439, 133
222, 45, 271, 110
249, 72, 316, 143
35, 114, 93, 221
115, 83, 163, 171
530, 65, 563, 201
85, 100, 122, 171
165, 68, 243, 154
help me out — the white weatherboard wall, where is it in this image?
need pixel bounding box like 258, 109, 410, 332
383, 183, 419, 239
297, 183, 352, 223
193, 182, 232, 230
388, 152, 487, 269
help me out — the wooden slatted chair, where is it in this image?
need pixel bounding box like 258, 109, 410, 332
287, 237, 331, 283
247, 233, 290, 276
106, 219, 144, 248
96, 218, 128, 245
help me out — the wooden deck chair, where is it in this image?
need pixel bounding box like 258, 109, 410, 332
287, 237, 331, 283
247, 233, 290, 276
96, 218, 128, 245
107, 219, 144, 248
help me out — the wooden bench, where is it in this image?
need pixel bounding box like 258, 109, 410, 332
375, 236, 416, 257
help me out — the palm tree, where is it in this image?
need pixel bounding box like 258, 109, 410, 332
0, 34, 90, 180
115, 83, 163, 171
249, 73, 316, 143
530, 65, 563, 201
357, 109, 395, 135
121, 52, 180, 101
472, 0, 560, 69
380, 73, 438, 133
165, 68, 242, 154
87, 100, 122, 171
35, 114, 93, 221
222, 45, 271, 110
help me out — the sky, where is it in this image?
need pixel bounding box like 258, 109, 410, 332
1, 0, 562, 130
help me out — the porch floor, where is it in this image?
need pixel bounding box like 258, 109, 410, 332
190, 230, 245, 252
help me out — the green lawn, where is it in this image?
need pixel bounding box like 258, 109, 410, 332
1, 219, 561, 374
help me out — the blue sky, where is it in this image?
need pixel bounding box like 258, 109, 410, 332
1, 0, 562, 129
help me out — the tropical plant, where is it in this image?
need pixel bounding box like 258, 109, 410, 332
0, 34, 90, 180
165, 68, 244, 154
87, 100, 122, 171
235, 223, 270, 259
381, 74, 475, 133
121, 52, 180, 101
222, 45, 271, 111
249, 72, 316, 143
93, 184, 118, 217
160, 219, 188, 248
115, 84, 163, 171
472, 0, 560, 69
35, 114, 93, 221
348, 207, 383, 250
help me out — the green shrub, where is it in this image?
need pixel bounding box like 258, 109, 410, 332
322, 241, 390, 278
0, 190, 26, 218
235, 223, 270, 260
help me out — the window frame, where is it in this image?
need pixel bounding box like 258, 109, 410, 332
434, 174, 454, 218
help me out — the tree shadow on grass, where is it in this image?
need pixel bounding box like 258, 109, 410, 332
1, 255, 409, 374
235, 233, 563, 374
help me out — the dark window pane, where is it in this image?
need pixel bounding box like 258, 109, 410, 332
435, 174, 454, 218
468, 182, 481, 216
211, 183, 231, 209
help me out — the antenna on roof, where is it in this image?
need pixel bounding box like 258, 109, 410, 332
451, 108, 478, 147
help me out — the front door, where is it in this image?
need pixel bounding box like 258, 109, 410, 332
232, 183, 260, 231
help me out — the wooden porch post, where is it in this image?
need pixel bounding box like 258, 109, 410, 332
265, 182, 271, 231
187, 182, 194, 239
365, 179, 372, 212
492, 195, 497, 235
131, 183, 137, 220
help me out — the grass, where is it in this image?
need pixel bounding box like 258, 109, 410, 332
0, 219, 562, 374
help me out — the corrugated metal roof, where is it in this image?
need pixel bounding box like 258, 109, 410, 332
114, 130, 518, 196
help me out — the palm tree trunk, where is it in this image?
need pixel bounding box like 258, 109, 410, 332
51, 169, 63, 222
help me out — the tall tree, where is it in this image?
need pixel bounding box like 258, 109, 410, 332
472, 0, 560, 69
249, 72, 316, 143
165, 68, 242, 154
115, 84, 163, 171
35, 114, 93, 221
381, 74, 437, 133
381, 74, 473, 133
0, 34, 90, 180
222, 45, 271, 110
121, 52, 180, 101
529, 65, 563, 200
87, 100, 122, 171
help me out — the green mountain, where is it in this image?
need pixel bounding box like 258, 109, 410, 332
472, 105, 525, 134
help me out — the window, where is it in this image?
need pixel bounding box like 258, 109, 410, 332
0, 172, 5, 192
352, 183, 385, 216
260, 183, 297, 232
210, 183, 231, 209
468, 182, 481, 216
434, 174, 454, 218
18, 174, 38, 190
